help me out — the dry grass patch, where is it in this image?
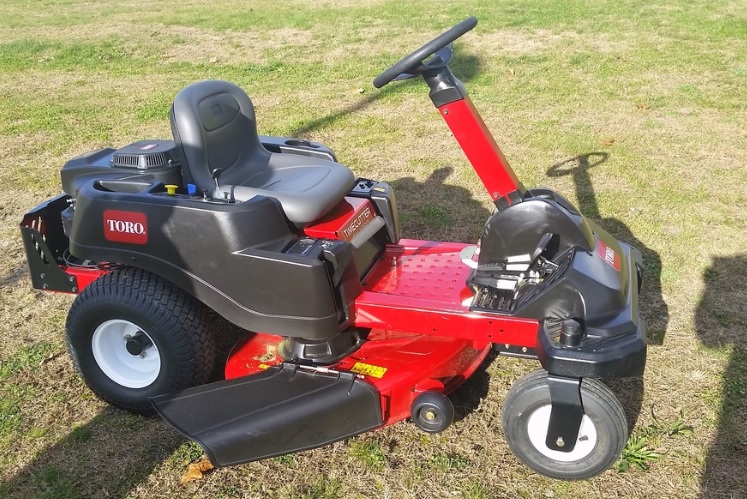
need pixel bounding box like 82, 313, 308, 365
293, 0, 389, 8
2, 0, 747, 497
159, 25, 312, 65
470, 29, 631, 57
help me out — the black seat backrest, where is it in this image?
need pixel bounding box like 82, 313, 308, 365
170, 80, 272, 189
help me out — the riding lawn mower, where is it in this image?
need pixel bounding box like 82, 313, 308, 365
20, 17, 646, 480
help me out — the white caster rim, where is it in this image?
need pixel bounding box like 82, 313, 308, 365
526, 404, 598, 462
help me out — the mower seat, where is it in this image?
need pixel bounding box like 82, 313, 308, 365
170, 80, 355, 225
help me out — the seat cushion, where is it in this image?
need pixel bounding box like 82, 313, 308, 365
219, 154, 356, 225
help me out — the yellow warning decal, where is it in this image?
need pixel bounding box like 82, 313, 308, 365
350, 362, 387, 378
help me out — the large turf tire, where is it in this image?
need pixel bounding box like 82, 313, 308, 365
501, 369, 628, 480
66, 268, 216, 415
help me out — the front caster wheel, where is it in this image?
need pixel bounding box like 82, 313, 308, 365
66, 268, 216, 415
502, 369, 628, 480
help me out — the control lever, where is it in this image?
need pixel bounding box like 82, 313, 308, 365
211, 168, 223, 190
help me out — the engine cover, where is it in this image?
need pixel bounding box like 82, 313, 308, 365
60, 140, 183, 198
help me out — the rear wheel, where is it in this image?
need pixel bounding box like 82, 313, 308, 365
66, 268, 216, 414
501, 369, 627, 480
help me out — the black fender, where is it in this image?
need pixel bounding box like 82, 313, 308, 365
68, 180, 347, 340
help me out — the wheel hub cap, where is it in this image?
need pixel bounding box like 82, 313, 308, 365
125, 331, 152, 356
527, 405, 598, 462
92, 319, 161, 388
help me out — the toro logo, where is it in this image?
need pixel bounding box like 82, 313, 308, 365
596, 241, 621, 272
103, 210, 148, 244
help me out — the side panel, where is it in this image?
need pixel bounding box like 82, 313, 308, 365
304, 197, 376, 242
69, 181, 341, 340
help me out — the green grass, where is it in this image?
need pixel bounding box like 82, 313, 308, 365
1, 0, 746, 497
426, 452, 471, 472
615, 408, 694, 472
0, 341, 57, 380
348, 440, 389, 472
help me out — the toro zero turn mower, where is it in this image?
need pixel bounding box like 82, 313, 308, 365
20, 17, 646, 480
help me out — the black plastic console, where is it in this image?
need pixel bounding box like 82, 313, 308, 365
535, 241, 646, 378
471, 187, 647, 378
61, 136, 340, 200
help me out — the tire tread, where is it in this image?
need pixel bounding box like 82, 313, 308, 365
66, 268, 216, 414
501, 369, 628, 480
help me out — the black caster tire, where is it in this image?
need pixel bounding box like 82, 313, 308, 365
66, 268, 216, 415
501, 369, 628, 480
411, 392, 454, 433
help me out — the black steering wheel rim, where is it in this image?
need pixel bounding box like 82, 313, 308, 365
373, 16, 478, 89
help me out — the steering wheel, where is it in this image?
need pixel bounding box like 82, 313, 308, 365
373, 16, 478, 89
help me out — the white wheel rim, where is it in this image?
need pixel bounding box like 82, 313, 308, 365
526, 405, 598, 462
91, 319, 161, 389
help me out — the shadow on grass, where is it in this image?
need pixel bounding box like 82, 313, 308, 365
288, 46, 482, 139
0, 314, 242, 499
392, 166, 491, 242
449, 350, 496, 423
696, 256, 747, 498
0, 409, 185, 499
0, 265, 29, 289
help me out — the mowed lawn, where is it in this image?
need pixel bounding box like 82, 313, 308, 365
1, 0, 746, 498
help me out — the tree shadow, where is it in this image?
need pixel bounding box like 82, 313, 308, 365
547, 153, 669, 345
0, 409, 186, 499
696, 255, 747, 498
546, 153, 664, 431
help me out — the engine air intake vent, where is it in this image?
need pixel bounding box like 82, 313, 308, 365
112, 140, 179, 170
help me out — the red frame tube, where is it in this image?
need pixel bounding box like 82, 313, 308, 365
438, 97, 525, 205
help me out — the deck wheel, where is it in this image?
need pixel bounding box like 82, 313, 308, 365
411, 391, 454, 433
